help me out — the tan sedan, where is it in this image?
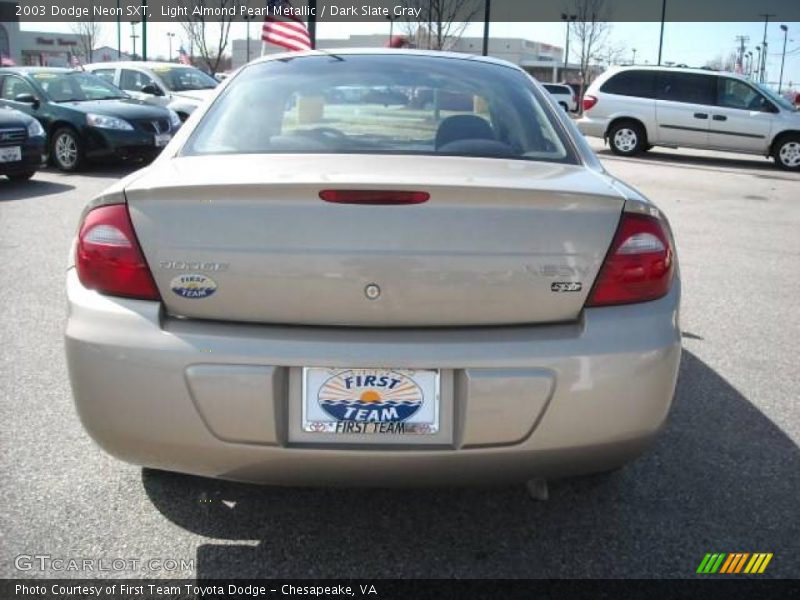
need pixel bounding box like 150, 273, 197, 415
65, 50, 681, 487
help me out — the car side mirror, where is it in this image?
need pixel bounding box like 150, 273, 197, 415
140, 84, 163, 97
15, 93, 39, 109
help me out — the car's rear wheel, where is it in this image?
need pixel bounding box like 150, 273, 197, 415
773, 135, 800, 171
608, 121, 647, 156
7, 171, 35, 181
51, 127, 83, 172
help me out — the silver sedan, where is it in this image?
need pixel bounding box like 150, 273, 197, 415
65, 50, 681, 486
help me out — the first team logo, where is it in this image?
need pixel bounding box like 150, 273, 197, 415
318, 370, 423, 423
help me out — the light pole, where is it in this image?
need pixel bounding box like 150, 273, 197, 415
631, 48, 637, 65
130, 22, 139, 61
657, 0, 666, 65
141, 0, 147, 61
561, 13, 576, 80
482, 0, 491, 57
759, 13, 775, 83
778, 25, 788, 92
754, 46, 761, 80
745, 51, 752, 78
244, 15, 253, 63
166, 32, 175, 62
116, 0, 121, 59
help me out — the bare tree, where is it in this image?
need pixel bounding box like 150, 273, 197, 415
71, 20, 102, 61
401, 0, 482, 51
704, 51, 738, 72
599, 42, 627, 68
568, 0, 611, 112
179, 0, 235, 74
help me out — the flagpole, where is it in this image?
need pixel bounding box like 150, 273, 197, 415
307, 0, 316, 49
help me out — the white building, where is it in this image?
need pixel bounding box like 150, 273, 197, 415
1, 2, 82, 66
231, 33, 581, 83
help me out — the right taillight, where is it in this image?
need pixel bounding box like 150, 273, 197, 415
586, 212, 675, 307
583, 94, 598, 111
76, 204, 160, 301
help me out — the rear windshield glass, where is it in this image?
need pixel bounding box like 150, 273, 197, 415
150, 66, 218, 91
183, 54, 576, 164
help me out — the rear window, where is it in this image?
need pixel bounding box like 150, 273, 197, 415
183, 54, 576, 164
543, 84, 570, 94
600, 70, 656, 98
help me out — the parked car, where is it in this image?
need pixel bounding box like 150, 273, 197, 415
577, 66, 800, 170
0, 67, 181, 171
542, 83, 578, 112
65, 50, 680, 486
84, 62, 218, 122
0, 105, 45, 181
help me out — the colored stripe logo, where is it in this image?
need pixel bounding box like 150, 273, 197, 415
697, 553, 773, 574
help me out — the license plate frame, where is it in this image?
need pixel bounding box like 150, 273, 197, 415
301, 367, 441, 437
0, 146, 22, 163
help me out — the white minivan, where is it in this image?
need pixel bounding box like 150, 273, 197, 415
577, 66, 800, 170
84, 62, 218, 122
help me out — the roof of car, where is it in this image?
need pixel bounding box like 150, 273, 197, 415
83, 61, 196, 69
248, 48, 524, 71
0, 67, 75, 75
604, 64, 747, 79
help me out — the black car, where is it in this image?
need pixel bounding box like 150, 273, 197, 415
0, 105, 45, 181
0, 68, 181, 172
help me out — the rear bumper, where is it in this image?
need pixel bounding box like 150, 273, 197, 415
576, 115, 610, 139
65, 269, 681, 485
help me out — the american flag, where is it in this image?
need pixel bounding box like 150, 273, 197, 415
178, 47, 191, 66
262, 0, 311, 52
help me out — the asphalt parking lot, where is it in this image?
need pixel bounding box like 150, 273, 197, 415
1, 140, 798, 579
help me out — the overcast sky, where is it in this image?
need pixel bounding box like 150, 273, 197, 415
22, 20, 800, 87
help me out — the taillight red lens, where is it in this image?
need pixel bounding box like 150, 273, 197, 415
582, 94, 598, 111
586, 212, 674, 307
320, 190, 430, 205
76, 204, 160, 301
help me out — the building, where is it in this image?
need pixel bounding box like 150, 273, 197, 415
231, 33, 583, 83
1, 3, 82, 66
89, 46, 133, 63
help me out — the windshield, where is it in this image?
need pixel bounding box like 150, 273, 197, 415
184, 54, 576, 164
151, 66, 218, 91
32, 71, 126, 102
757, 83, 797, 112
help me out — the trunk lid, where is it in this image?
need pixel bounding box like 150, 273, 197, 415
126, 154, 624, 327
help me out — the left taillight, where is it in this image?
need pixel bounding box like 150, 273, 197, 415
76, 204, 160, 301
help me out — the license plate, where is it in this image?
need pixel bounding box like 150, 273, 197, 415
0, 146, 21, 163
154, 133, 171, 147
302, 368, 440, 436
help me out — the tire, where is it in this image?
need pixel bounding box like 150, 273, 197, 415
51, 127, 83, 172
7, 171, 35, 181
773, 134, 800, 171
608, 120, 647, 156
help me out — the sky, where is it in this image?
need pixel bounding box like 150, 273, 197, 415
22, 20, 800, 87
